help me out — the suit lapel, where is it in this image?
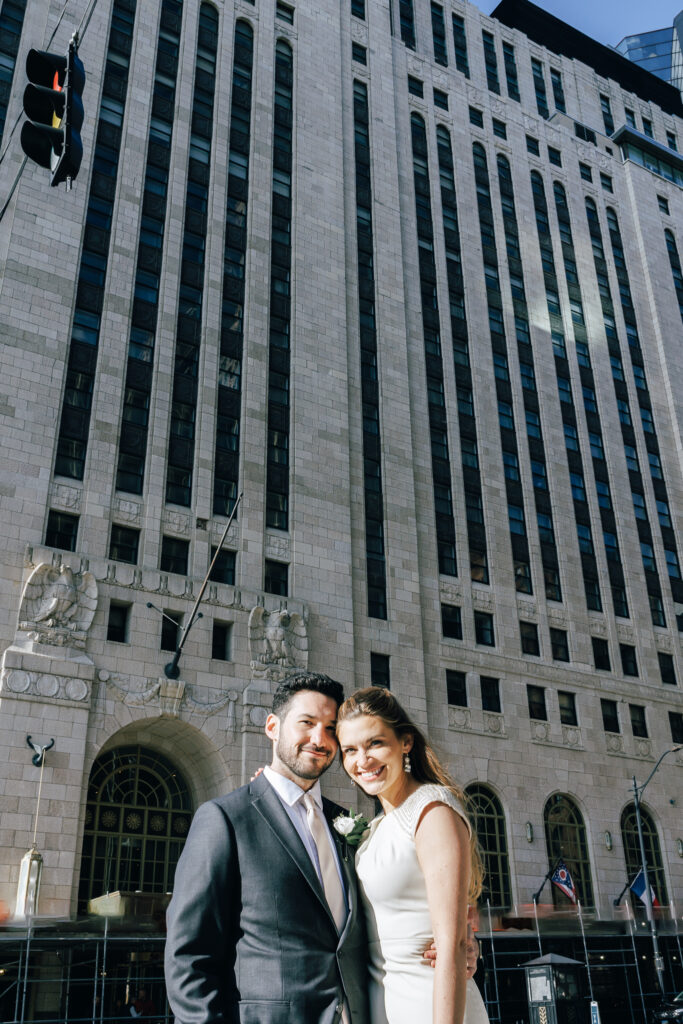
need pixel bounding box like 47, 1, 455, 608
250, 774, 334, 925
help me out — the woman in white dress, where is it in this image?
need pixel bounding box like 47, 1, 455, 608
336, 687, 490, 1024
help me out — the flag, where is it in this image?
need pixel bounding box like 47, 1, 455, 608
551, 860, 578, 903
630, 868, 660, 908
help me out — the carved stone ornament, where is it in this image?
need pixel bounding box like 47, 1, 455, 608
448, 706, 471, 731
100, 670, 239, 728
163, 510, 191, 536
18, 564, 98, 648
634, 738, 653, 759
115, 498, 142, 524
0, 668, 90, 702
265, 533, 291, 560
562, 725, 582, 748
532, 721, 550, 743
606, 732, 624, 753
248, 606, 308, 681
484, 712, 505, 736
50, 484, 81, 510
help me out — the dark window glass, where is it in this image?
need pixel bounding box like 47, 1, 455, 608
544, 793, 594, 907
161, 611, 181, 651
548, 146, 561, 166
408, 75, 423, 97
492, 118, 506, 139
527, 684, 546, 720
211, 621, 232, 660
600, 172, 613, 193
469, 106, 483, 127
433, 88, 448, 110
352, 42, 367, 64
371, 652, 390, 688
642, 117, 653, 138
531, 58, 549, 118
658, 652, 677, 685
446, 669, 467, 706
601, 698, 619, 733
209, 546, 236, 585
629, 703, 647, 738
474, 611, 494, 646
431, 2, 448, 66
482, 31, 500, 94
620, 644, 638, 677
480, 676, 501, 713
579, 162, 592, 181
599, 94, 614, 136
276, 0, 294, 21
265, 559, 288, 596
45, 510, 79, 551
592, 637, 611, 671
558, 690, 577, 726
109, 524, 139, 564
451, 14, 470, 77
441, 603, 462, 639
550, 628, 569, 662
160, 536, 189, 575
520, 621, 540, 656
526, 135, 540, 155
669, 712, 683, 744
107, 602, 131, 643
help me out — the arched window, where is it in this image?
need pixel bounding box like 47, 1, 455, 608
544, 793, 594, 906
620, 803, 668, 906
78, 746, 193, 909
466, 784, 511, 909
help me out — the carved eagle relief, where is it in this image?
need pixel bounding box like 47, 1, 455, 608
19, 564, 98, 633
248, 606, 308, 669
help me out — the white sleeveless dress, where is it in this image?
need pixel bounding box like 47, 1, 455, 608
355, 784, 490, 1024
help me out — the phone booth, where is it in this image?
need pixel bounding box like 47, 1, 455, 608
522, 953, 584, 1024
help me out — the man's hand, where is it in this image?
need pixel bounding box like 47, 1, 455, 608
421, 922, 479, 977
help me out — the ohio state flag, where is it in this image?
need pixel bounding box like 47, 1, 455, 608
551, 860, 578, 903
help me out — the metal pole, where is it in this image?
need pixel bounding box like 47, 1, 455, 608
532, 896, 543, 957
19, 917, 32, 1024
632, 775, 665, 994
486, 899, 501, 1024
626, 900, 648, 1024
577, 900, 595, 1001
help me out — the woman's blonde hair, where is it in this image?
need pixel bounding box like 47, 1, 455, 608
337, 686, 484, 902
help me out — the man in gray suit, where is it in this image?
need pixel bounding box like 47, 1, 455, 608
165, 671, 369, 1024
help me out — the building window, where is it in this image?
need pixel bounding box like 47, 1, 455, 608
599, 94, 614, 135
526, 134, 540, 155
502, 41, 520, 101
209, 547, 236, 585
441, 603, 462, 639
520, 621, 540, 656
474, 611, 494, 646
576, 524, 594, 556
446, 669, 467, 707
558, 691, 577, 726
666, 130, 677, 150
77, 746, 192, 910
642, 117, 653, 138
550, 67, 565, 111
629, 703, 647, 737
544, 567, 562, 602
265, 559, 288, 596
620, 644, 638, 677
408, 75, 423, 97
371, 652, 390, 688
466, 784, 511, 909
161, 612, 182, 652
469, 105, 483, 127
480, 676, 501, 713
592, 637, 611, 671
431, 2, 448, 66
584, 578, 602, 612
601, 698, 619, 733
544, 794, 594, 907
470, 549, 489, 584
551, 628, 569, 662
482, 31, 500, 94
399, 0, 416, 49
599, 172, 613, 193
624, 107, 636, 128
659, 652, 677, 685
352, 0, 365, 18
527, 684, 547, 720
621, 804, 667, 907
579, 162, 592, 181
109, 524, 139, 564
492, 118, 506, 139
564, 423, 578, 450
612, 585, 629, 618
451, 13, 470, 77
160, 536, 189, 575
107, 602, 131, 643
669, 712, 683, 744
45, 510, 79, 552
548, 146, 561, 166
531, 57, 549, 118
433, 87, 448, 110
514, 560, 532, 594
508, 504, 526, 535
211, 621, 232, 660
352, 42, 367, 64
658, 195, 670, 214
276, 1, 294, 22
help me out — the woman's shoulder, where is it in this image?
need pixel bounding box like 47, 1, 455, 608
395, 784, 471, 838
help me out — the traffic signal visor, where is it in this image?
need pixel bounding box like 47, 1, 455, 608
21, 44, 85, 185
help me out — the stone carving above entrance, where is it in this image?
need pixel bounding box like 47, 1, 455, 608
248, 607, 308, 681
18, 563, 98, 649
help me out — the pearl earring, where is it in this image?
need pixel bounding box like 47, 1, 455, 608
403, 752, 412, 774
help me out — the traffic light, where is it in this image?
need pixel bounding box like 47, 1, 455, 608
20, 38, 85, 187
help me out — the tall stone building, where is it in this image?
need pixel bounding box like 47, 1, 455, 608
0, 0, 681, 1018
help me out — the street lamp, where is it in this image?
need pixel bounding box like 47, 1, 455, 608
632, 744, 682, 995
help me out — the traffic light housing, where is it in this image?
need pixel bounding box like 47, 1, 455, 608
21, 39, 85, 187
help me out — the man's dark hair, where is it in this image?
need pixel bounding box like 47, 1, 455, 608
271, 672, 345, 716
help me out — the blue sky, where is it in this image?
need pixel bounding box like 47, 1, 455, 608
479, 0, 681, 45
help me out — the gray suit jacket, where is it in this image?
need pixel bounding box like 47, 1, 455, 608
164, 773, 370, 1024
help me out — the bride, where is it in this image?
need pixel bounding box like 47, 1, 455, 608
337, 686, 490, 1024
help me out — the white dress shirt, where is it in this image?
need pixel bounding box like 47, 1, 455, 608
263, 766, 347, 900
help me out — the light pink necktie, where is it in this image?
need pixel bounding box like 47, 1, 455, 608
302, 792, 346, 932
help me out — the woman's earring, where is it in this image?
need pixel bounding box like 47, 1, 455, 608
403, 752, 412, 774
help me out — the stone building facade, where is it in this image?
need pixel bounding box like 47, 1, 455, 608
0, 0, 682, 1013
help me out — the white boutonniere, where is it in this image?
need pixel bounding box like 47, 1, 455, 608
333, 809, 370, 848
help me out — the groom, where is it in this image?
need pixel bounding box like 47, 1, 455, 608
165, 671, 370, 1023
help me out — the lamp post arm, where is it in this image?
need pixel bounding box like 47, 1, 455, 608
636, 746, 682, 799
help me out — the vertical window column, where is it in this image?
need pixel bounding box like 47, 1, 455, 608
54, 0, 137, 481
482, 31, 500, 94
354, 81, 387, 619
115, 0, 183, 495
398, 0, 416, 50
531, 58, 549, 119
265, 40, 294, 530
213, 20, 254, 517
164, 3, 218, 506
451, 14, 469, 77
411, 115, 457, 576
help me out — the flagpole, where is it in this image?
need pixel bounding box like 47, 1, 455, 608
577, 900, 594, 1002
486, 899, 501, 1023
532, 896, 543, 957
632, 774, 665, 994
625, 898, 647, 1024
